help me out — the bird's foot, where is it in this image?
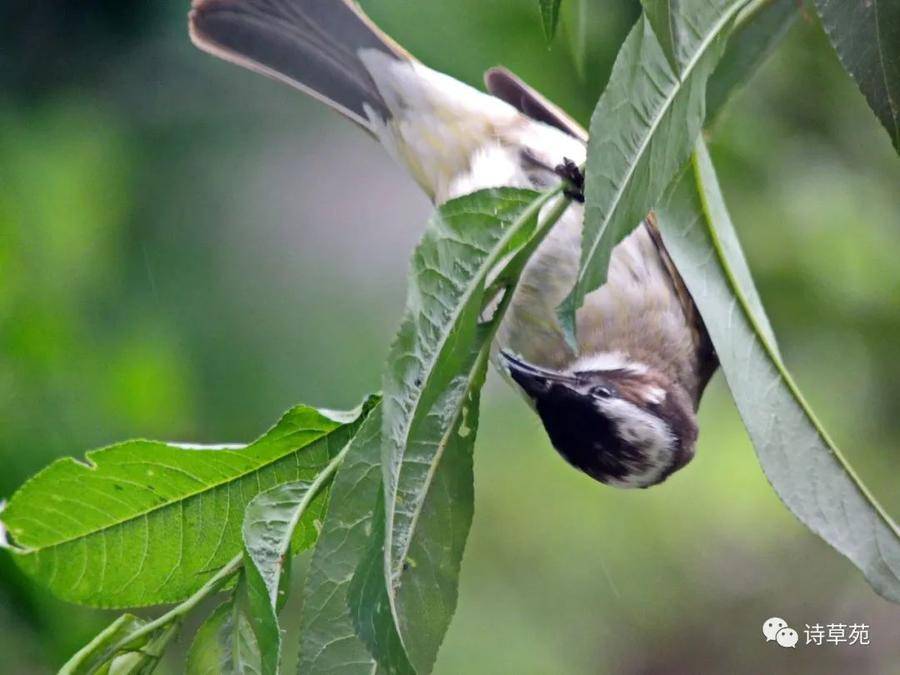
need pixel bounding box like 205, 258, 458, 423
555, 158, 584, 203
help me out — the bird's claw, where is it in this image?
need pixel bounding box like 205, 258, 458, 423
555, 158, 584, 203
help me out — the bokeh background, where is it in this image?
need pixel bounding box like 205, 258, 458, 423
2, 1, 899, 673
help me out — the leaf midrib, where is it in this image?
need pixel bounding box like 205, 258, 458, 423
18, 425, 347, 554
384, 191, 547, 567
578, 2, 747, 288
689, 148, 900, 539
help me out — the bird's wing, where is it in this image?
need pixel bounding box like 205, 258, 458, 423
484, 67, 588, 142
643, 214, 718, 405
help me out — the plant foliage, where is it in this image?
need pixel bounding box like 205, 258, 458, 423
2, 1, 899, 673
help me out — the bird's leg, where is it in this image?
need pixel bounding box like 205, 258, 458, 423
555, 158, 584, 203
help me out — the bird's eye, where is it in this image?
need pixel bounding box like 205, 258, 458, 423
590, 385, 613, 399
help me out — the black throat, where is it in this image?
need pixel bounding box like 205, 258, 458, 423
533, 385, 653, 485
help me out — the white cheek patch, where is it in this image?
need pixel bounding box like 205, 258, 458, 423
570, 351, 648, 376
447, 144, 532, 198
595, 397, 675, 487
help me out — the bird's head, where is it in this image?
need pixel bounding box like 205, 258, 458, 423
502, 351, 698, 488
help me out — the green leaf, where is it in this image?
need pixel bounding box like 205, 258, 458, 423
186, 582, 263, 675
813, 0, 900, 153
241, 436, 358, 674
101, 624, 180, 675
656, 137, 900, 603
348, 483, 415, 675
1, 400, 373, 607
539, 0, 563, 42
59, 612, 180, 675
58, 613, 146, 674
558, 6, 742, 343
706, 0, 799, 123
643, 0, 758, 77
641, 0, 681, 74
240, 547, 281, 675
298, 404, 383, 674
374, 187, 564, 672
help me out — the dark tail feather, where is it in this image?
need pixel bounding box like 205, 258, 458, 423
189, 0, 407, 129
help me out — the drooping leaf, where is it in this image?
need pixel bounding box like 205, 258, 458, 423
558, 6, 742, 343
0, 400, 374, 607
298, 405, 383, 674
539, 0, 563, 42
243, 480, 317, 609
241, 437, 358, 675
813, 0, 900, 153
347, 483, 415, 675
241, 543, 281, 675
186, 582, 263, 675
373, 187, 566, 672
656, 137, 900, 603
706, 0, 799, 123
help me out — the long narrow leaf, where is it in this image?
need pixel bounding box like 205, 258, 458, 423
378, 187, 556, 672
186, 584, 263, 675
0, 401, 372, 606
656, 138, 900, 603
241, 429, 362, 675
558, 5, 743, 342
298, 405, 383, 674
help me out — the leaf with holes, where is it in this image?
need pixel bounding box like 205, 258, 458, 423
813, 0, 900, 153
656, 137, 900, 603
0, 398, 376, 607
557, 5, 743, 343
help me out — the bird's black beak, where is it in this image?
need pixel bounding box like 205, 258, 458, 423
501, 351, 575, 398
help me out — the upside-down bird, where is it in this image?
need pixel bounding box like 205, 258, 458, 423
188, 0, 717, 488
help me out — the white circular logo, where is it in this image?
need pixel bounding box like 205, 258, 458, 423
776, 627, 799, 648
763, 617, 788, 642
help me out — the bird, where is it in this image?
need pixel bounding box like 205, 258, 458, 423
188, 0, 717, 488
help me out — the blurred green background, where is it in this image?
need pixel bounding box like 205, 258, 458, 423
1, 1, 899, 673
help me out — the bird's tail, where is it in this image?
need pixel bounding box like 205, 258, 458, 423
189, 0, 410, 131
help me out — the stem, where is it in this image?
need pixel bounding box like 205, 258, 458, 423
107, 440, 355, 658
112, 553, 243, 654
